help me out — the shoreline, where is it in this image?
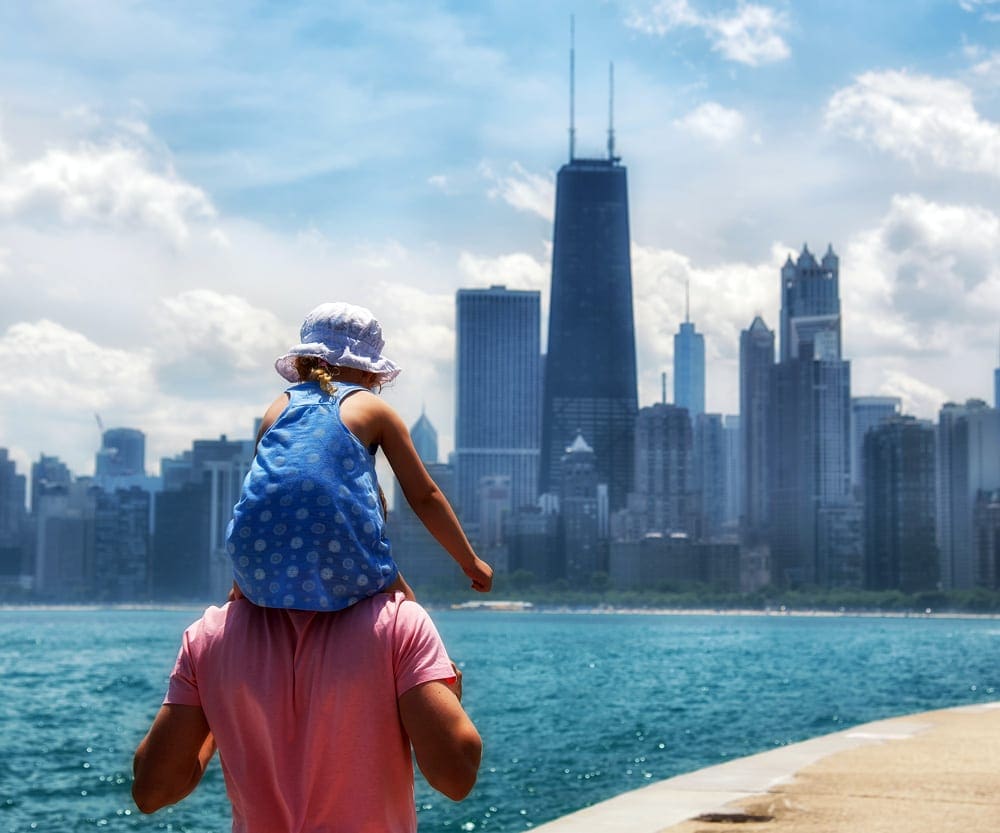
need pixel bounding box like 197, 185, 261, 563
3, 601, 1000, 620
439, 602, 1000, 620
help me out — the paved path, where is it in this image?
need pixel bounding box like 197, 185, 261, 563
531, 701, 1000, 833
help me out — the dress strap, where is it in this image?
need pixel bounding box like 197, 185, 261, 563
333, 382, 369, 405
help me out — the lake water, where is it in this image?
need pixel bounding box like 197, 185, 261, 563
2, 607, 998, 831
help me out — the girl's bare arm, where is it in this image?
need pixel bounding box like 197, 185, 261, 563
341, 392, 493, 591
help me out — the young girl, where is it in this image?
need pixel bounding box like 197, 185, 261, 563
226, 302, 492, 610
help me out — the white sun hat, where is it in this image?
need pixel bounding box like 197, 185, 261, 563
275, 302, 401, 383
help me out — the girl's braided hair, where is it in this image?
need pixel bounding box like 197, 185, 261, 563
292, 356, 382, 395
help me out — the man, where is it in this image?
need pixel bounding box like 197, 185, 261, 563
132, 593, 482, 832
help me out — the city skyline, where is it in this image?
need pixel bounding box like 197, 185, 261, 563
0, 2, 997, 477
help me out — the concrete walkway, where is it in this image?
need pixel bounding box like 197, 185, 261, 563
532, 701, 1000, 833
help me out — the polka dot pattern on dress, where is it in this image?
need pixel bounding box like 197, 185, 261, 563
224, 381, 398, 613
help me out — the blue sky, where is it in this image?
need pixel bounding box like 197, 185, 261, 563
0, 0, 998, 476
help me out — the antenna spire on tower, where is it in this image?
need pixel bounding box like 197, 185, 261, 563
685, 279, 690, 323
607, 61, 616, 161
568, 15, 576, 162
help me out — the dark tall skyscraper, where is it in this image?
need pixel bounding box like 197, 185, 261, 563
540, 149, 637, 509
769, 244, 852, 586
739, 316, 774, 542
779, 244, 840, 363
936, 400, 1000, 589
863, 417, 938, 592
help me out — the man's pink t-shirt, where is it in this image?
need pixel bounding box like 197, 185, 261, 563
165, 593, 455, 833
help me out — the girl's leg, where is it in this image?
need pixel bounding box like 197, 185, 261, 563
384, 571, 417, 602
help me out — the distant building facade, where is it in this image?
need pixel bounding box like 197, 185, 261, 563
769, 245, 852, 586
850, 396, 900, 492
410, 410, 439, 465
863, 417, 938, 591
620, 403, 692, 537
674, 320, 705, 419
559, 433, 606, 585
0, 449, 28, 589
693, 413, 726, 539
936, 400, 1000, 589
455, 286, 541, 526
739, 316, 774, 543
95, 428, 146, 478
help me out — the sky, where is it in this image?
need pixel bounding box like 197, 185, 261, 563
0, 0, 998, 478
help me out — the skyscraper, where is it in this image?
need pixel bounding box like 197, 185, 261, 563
863, 417, 937, 592
850, 396, 901, 491
559, 432, 603, 584
936, 400, 1000, 589
739, 316, 774, 542
628, 403, 692, 535
779, 244, 840, 363
0, 449, 27, 585
540, 143, 637, 509
410, 409, 438, 465
693, 413, 725, 539
95, 428, 146, 477
769, 244, 852, 586
722, 415, 742, 528
455, 286, 541, 525
674, 287, 705, 419
994, 334, 999, 411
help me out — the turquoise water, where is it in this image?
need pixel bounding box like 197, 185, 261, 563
1, 608, 998, 831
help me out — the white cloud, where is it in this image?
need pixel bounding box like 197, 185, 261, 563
0, 320, 159, 474
0, 136, 217, 246
825, 70, 1000, 178
481, 162, 554, 221
0, 319, 152, 408
352, 239, 409, 270
626, 0, 790, 66
843, 194, 1000, 410
675, 102, 746, 144
958, 0, 1000, 21
457, 250, 548, 292
153, 290, 288, 386
428, 174, 451, 192
877, 370, 950, 419
971, 51, 1000, 80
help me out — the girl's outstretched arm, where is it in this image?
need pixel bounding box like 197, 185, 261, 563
342, 392, 493, 592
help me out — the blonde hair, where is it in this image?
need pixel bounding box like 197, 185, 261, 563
293, 356, 382, 395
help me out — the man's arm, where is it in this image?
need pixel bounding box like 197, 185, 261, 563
398, 678, 482, 801
132, 704, 215, 813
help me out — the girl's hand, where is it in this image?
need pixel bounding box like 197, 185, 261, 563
463, 557, 494, 593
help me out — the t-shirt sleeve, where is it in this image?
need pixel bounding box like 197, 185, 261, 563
164, 624, 203, 707
392, 600, 456, 698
